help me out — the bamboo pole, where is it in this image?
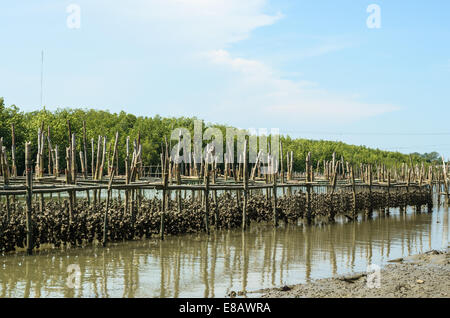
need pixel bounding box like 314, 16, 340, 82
289, 151, 293, 180
176, 132, 182, 213
442, 156, 449, 203
160, 147, 168, 240
99, 136, 106, 181
386, 170, 391, 215
306, 152, 312, 223
103, 131, 119, 247
367, 164, 373, 218
91, 138, 95, 179
1, 145, 11, 221
213, 157, 219, 229
95, 136, 101, 180
54, 145, 59, 177
47, 129, 56, 176
280, 143, 284, 184
83, 121, 88, 179
242, 140, 248, 230
11, 124, 17, 177
273, 166, 278, 227
65, 147, 73, 220
25, 142, 33, 255
47, 126, 52, 177
204, 157, 210, 235
0, 139, 4, 180
350, 165, 357, 217
125, 137, 130, 215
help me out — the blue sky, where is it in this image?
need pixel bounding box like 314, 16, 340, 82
1, 1, 449, 156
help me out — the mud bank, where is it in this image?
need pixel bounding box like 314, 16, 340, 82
257, 250, 450, 298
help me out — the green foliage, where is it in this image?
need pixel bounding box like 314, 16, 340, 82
410, 152, 440, 163
280, 137, 428, 172
0, 99, 437, 174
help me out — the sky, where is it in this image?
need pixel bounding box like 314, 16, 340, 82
0, 1, 449, 156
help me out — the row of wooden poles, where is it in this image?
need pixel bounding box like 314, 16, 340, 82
0, 123, 448, 255
1, 122, 449, 188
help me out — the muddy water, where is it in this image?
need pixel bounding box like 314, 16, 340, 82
0, 203, 448, 298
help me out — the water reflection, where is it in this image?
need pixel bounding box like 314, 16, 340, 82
0, 203, 448, 298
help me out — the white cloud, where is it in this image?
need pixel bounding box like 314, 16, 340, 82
204, 49, 399, 124
295, 42, 352, 59
33, 0, 397, 126
97, 0, 282, 49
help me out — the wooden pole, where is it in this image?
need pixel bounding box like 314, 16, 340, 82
95, 136, 101, 180
54, 145, 59, 177
99, 136, 106, 180
213, 160, 219, 229
367, 164, 373, 218
350, 165, 357, 217
103, 132, 119, 247
47, 129, 56, 176
428, 166, 433, 213
91, 138, 95, 179
204, 158, 210, 235
273, 168, 278, 227
242, 140, 249, 230
106, 140, 112, 176
82, 121, 88, 179
306, 152, 312, 223
66, 147, 73, 220
442, 156, 449, 203
160, 141, 169, 240
125, 137, 130, 215
0, 139, 4, 180
25, 142, 33, 255
280, 143, 284, 184
47, 126, 52, 177
386, 170, 391, 215
286, 151, 290, 181
79, 151, 85, 181
290, 151, 293, 180
1, 146, 11, 221
176, 132, 182, 213
11, 124, 17, 177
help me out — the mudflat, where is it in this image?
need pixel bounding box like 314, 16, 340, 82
257, 249, 450, 298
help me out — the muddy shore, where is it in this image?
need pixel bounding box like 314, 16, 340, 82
256, 249, 450, 298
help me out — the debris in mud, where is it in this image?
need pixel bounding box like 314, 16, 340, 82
228, 291, 237, 298
338, 273, 367, 283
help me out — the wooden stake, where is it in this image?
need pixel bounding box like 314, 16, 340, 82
25, 142, 33, 255
350, 165, 357, 217
204, 158, 210, 235
273, 169, 278, 227
11, 124, 17, 177
242, 140, 249, 230
103, 132, 119, 247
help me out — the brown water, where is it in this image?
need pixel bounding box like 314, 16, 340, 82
0, 202, 448, 298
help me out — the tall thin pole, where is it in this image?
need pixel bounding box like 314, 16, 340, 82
25, 142, 34, 255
